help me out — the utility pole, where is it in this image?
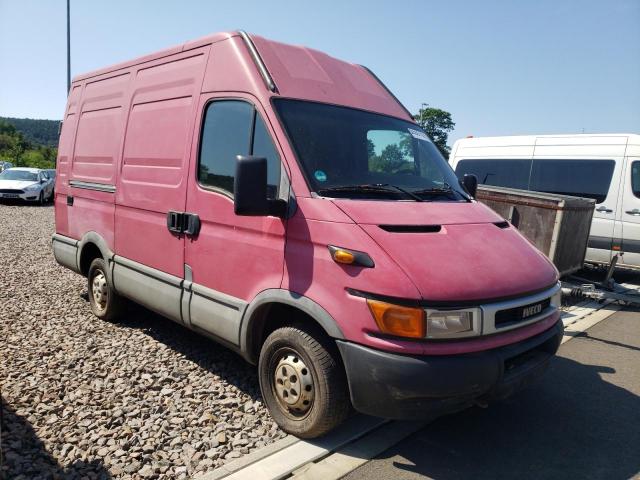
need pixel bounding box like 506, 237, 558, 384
67, 0, 71, 93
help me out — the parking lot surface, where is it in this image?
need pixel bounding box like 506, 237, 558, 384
344, 309, 640, 480
0, 204, 286, 479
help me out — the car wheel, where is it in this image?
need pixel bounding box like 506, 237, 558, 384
259, 325, 350, 438
87, 258, 125, 321
38, 191, 44, 206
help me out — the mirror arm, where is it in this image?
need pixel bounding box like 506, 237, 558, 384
268, 199, 287, 218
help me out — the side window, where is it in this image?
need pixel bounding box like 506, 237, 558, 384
632, 162, 640, 199
199, 101, 253, 194
529, 159, 615, 204
455, 159, 531, 190
198, 100, 280, 198
252, 115, 281, 199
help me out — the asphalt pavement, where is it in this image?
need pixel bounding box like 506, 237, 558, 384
344, 309, 640, 480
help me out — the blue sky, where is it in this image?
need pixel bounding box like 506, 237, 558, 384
0, 0, 638, 145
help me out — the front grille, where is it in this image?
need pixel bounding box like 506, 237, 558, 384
495, 298, 551, 326
0, 189, 24, 194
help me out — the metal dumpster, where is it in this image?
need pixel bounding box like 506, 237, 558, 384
476, 185, 596, 277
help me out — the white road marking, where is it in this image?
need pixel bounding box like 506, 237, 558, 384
198, 415, 386, 480
290, 421, 429, 479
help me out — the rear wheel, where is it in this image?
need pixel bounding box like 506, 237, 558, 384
258, 325, 350, 438
87, 258, 125, 321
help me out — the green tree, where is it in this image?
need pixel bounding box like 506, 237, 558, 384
20, 150, 55, 169
0, 119, 57, 168
413, 103, 455, 158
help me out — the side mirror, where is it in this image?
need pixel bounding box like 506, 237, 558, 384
40, 178, 46, 184
234, 155, 286, 217
462, 174, 478, 199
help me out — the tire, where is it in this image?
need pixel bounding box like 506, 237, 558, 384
258, 325, 350, 438
38, 191, 44, 206
87, 258, 125, 321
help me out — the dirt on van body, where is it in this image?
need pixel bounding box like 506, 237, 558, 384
0, 204, 286, 479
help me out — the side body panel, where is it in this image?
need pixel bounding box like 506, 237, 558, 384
114, 47, 209, 279
63, 73, 132, 250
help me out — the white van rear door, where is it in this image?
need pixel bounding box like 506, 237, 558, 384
619, 157, 640, 268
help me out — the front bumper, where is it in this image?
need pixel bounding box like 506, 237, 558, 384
337, 318, 563, 420
0, 191, 40, 201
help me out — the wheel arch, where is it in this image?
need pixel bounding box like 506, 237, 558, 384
77, 232, 114, 278
240, 289, 345, 364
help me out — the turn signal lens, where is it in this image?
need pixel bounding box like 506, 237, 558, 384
333, 249, 355, 264
367, 300, 425, 338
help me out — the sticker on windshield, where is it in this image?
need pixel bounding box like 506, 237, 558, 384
314, 170, 327, 182
408, 128, 431, 142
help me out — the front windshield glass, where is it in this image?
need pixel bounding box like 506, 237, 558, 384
0, 170, 38, 182
274, 99, 466, 201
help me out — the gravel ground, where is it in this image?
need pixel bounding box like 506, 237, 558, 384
0, 204, 286, 479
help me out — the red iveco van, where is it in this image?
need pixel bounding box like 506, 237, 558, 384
53, 31, 563, 438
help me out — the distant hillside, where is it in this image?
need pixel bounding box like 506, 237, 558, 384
0, 117, 61, 147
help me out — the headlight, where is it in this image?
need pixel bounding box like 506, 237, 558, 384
367, 299, 481, 339
425, 309, 480, 339
24, 184, 40, 191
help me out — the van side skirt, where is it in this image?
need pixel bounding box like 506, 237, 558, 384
53, 235, 343, 359
52, 234, 81, 274
112, 255, 184, 325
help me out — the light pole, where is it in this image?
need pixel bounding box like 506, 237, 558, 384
67, 0, 70, 93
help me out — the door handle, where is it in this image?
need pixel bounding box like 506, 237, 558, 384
625, 209, 640, 216
183, 213, 201, 236
167, 211, 183, 233
166, 211, 200, 236
596, 206, 613, 213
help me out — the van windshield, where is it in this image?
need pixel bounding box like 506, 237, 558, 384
273, 99, 467, 202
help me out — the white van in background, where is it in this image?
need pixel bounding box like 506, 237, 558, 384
450, 134, 640, 270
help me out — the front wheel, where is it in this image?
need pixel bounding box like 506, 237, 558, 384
258, 325, 350, 438
38, 191, 45, 206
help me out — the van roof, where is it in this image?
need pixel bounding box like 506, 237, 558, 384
453, 133, 640, 147
72, 31, 234, 82
71, 31, 413, 122
450, 134, 640, 160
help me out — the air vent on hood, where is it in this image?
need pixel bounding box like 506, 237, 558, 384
494, 221, 510, 229
379, 225, 442, 233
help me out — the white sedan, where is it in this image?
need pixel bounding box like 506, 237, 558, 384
0, 168, 54, 204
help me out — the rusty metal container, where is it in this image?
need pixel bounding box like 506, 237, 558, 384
476, 185, 596, 277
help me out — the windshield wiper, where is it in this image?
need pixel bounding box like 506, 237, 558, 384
411, 183, 459, 198
317, 183, 423, 201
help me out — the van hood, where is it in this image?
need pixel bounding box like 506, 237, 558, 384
334, 200, 558, 302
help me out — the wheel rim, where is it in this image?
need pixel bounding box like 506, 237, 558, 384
273, 351, 315, 416
91, 270, 108, 312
